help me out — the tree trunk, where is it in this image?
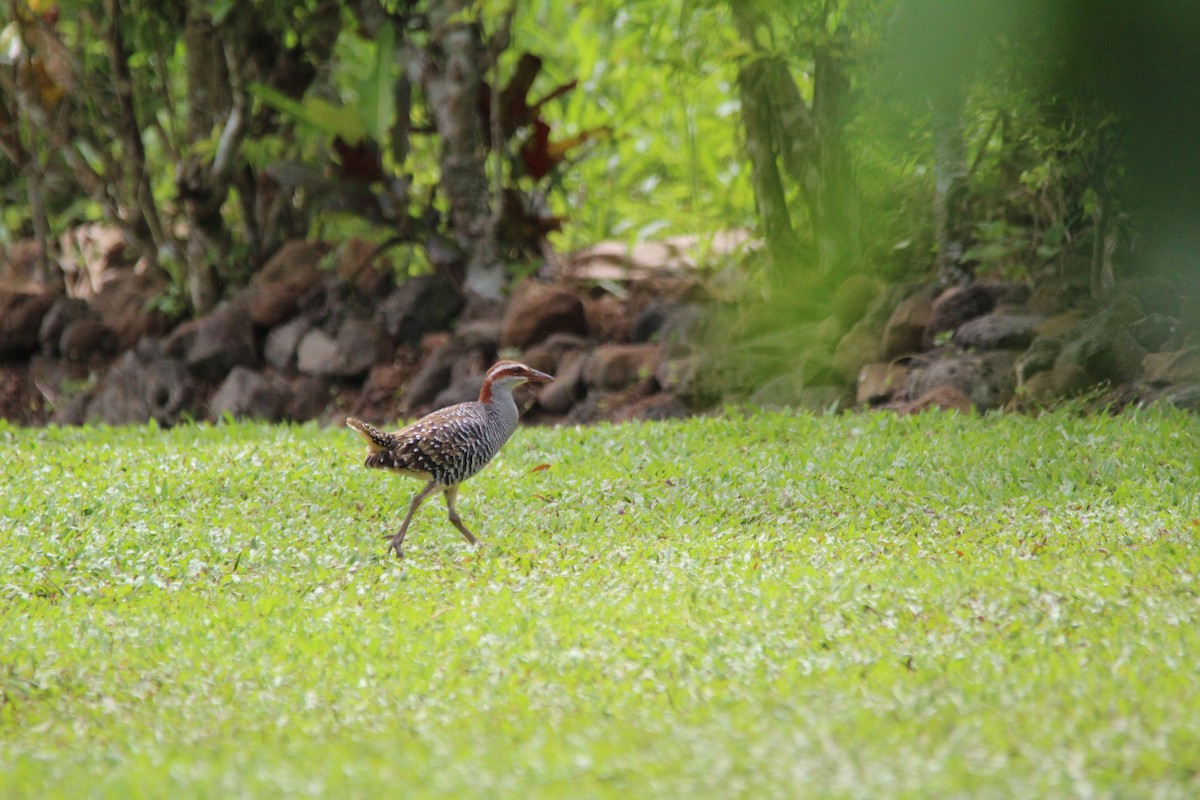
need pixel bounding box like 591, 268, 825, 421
811, 45, 861, 276
425, 0, 504, 301
931, 89, 971, 286
18, 152, 53, 286
180, 1, 228, 313
736, 57, 796, 267
104, 0, 168, 271
731, 3, 859, 277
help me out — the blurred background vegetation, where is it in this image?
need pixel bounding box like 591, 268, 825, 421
1, 0, 1196, 346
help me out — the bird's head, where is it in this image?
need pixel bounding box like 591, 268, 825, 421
479, 360, 554, 402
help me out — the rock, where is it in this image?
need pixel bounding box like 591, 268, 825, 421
882, 290, 934, 358
1015, 337, 1063, 385
284, 376, 332, 421
655, 350, 700, 397
38, 298, 92, 356
1143, 347, 1200, 386
537, 350, 588, 415
520, 332, 590, 376
895, 385, 972, 415
29, 355, 82, 399
857, 362, 911, 405
582, 344, 661, 391
59, 319, 116, 360
584, 294, 631, 343
296, 318, 388, 379
431, 372, 484, 410
500, 282, 588, 349
1054, 305, 1147, 384
952, 313, 1041, 350
1156, 382, 1200, 412
1009, 365, 1091, 411
1028, 265, 1089, 315
1095, 381, 1156, 413
375, 273, 464, 345
246, 280, 314, 330
89, 269, 172, 348
0, 238, 43, 283
334, 238, 392, 297
423, 233, 467, 281
253, 239, 328, 285
244, 240, 328, 327
335, 318, 391, 376
356, 363, 410, 415
1113, 277, 1182, 319
166, 304, 259, 380
1034, 310, 1084, 339
862, 283, 929, 333
832, 319, 882, 383
615, 393, 690, 422
452, 318, 502, 351
264, 316, 314, 372
924, 284, 1000, 346
0, 365, 40, 424
86, 350, 195, 425
656, 303, 706, 348
459, 292, 505, 324
905, 351, 1017, 411
567, 392, 616, 424
402, 338, 488, 413
0, 289, 57, 359
631, 299, 673, 343
1104, 291, 1145, 326
296, 329, 338, 376
209, 367, 293, 421
1132, 313, 1177, 352
831, 274, 883, 328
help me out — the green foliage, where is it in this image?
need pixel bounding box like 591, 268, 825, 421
3, 410, 1200, 796
251, 86, 368, 146
253, 21, 397, 149
0, 0, 1165, 309
511, 0, 756, 250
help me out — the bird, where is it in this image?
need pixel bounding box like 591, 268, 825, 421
346, 360, 554, 558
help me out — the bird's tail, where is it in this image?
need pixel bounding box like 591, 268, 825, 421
346, 417, 394, 453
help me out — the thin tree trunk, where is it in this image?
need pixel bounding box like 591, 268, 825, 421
425, 0, 504, 300
180, 1, 230, 313
104, 0, 167, 268
24, 160, 53, 286
811, 45, 860, 276
931, 89, 971, 286
736, 58, 795, 267
731, 2, 859, 276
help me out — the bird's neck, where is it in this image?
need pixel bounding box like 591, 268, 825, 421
479, 379, 512, 407
479, 380, 519, 431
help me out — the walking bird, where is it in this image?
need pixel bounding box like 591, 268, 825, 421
347, 360, 553, 557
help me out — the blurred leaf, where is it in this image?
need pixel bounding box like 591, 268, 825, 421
358, 22, 396, 145
251, 84, 366, 145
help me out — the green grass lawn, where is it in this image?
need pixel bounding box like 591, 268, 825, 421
2, 408, 1199, 798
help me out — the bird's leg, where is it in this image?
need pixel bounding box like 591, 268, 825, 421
386, 481, 440, 558
443, 485, 478, 546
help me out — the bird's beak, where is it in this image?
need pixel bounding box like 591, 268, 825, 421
526, 368, 554, 384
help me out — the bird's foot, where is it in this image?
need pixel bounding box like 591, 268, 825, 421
383, 532, 405, 559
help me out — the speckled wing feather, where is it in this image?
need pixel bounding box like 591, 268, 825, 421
359, 403, 501, 484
